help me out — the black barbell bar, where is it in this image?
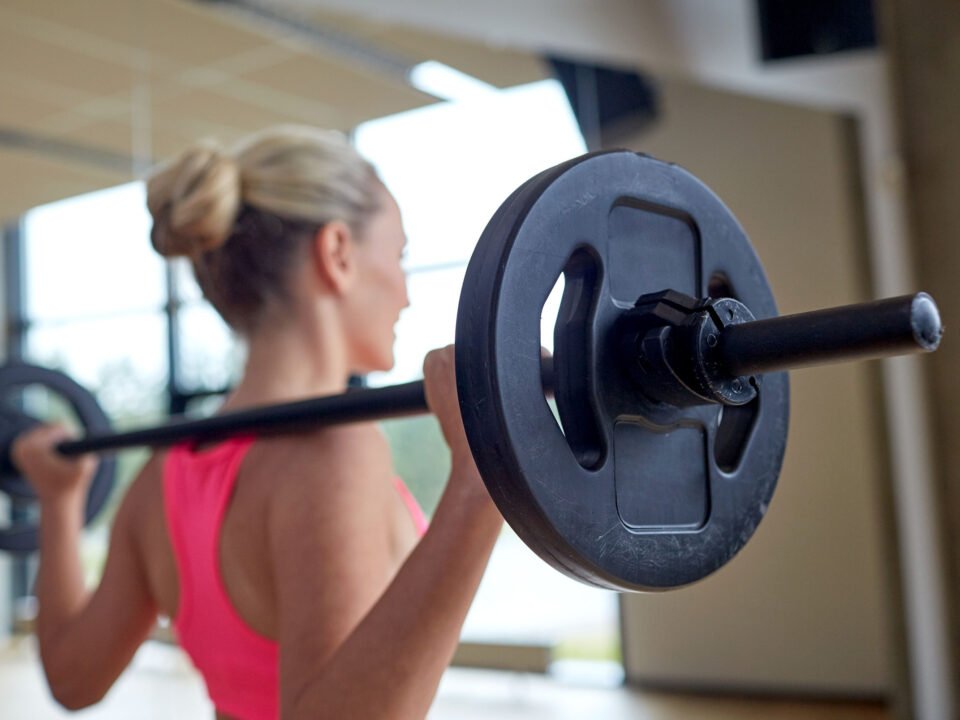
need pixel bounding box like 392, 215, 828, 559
58, 378, 431, 456
51, 291, 941, 459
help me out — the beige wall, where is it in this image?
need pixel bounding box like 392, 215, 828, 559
618, 78, 900, 697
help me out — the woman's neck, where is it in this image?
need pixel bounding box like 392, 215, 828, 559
221, 315, 350, 412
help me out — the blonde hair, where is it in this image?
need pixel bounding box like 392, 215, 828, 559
146, 125, 383, 332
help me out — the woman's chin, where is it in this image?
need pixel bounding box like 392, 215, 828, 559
352, 355, 395, 377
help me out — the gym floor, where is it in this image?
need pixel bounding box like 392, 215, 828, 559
0, 636, 888, 719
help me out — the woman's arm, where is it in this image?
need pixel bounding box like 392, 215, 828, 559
275, 345, 504, 719
286, 465, 500, 719
13, 426, 158, 709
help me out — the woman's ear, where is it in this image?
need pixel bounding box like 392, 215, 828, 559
312, 221, 356, 295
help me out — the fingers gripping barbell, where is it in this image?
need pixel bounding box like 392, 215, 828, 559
0, 151, 943, 591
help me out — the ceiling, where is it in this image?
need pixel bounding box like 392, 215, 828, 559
0, 0, 546, 222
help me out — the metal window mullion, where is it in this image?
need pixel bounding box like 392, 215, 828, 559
4, 220, 26, 360
165, 262, 184, 415
4, 219, 30, 612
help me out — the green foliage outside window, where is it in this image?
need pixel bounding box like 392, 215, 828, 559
380, 414, 450, 518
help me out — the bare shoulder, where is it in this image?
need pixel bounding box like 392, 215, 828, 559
266, 422, 390, 477
111, 452, 174, 571
112, 452, 166, 531
95, 450, 179, 616
252, 423, 395, 520
258, 424, 400, 609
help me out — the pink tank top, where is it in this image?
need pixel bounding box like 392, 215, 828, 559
162, 436, 427, 720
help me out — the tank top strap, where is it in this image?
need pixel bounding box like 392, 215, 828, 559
162, 436, 258, 628
391, 475, 430, 537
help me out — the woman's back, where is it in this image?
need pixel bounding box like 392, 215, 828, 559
129, 423, 423, 718
135, 423, 422, 625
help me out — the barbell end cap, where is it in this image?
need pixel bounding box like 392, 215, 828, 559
912, 292, 943, 352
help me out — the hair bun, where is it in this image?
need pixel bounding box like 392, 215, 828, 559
146, 142, 241, 257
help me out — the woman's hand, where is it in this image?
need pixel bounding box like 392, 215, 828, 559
422, 345, 472, 462
12, 424, 97, 505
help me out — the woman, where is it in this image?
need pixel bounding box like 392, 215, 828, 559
13, 125, 503, 719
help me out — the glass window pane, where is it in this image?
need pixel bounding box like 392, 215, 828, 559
355, 79, 587, 271
462, 530, 620, 660
381, 414, 448, 519
176, 301, 244, 392
25, 313, 168, 424
24, 182, 166, 321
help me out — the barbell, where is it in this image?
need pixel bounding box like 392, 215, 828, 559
0, 151, 943, 592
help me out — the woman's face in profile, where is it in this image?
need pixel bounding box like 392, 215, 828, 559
345, 187, 410, 374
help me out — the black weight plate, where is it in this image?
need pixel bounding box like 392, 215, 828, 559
456, 151, 789, 591
0, 363, 117, 553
